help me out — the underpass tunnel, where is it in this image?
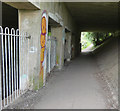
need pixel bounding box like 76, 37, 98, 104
0, 1, 120, 109
65, 2, 120, 109
65, 2, 120, 56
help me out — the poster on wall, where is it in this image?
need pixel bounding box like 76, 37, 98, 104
40, 10, 48, 87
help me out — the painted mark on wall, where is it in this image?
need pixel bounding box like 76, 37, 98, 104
40, 11, 48, 86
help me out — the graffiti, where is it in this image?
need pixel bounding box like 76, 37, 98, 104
40, 11, 48, 86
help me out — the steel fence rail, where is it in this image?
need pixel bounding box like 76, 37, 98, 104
0, 26, 30, 109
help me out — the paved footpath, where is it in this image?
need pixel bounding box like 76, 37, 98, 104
82, 44, 94, 52
33, 53, 107, 109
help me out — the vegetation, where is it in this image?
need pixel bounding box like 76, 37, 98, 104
81, 32, 113, 50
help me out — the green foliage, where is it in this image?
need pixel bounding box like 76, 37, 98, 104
81, 32, 113, 49
81, 32, 93, 50
81, 32, 113, 50
82, 41, 91, 50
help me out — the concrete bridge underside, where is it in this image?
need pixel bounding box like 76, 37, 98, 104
4, 2, 120, 32
1, 2, 120, 109
65, 2, 119, 32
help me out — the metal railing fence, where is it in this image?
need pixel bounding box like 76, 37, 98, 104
0, 26, 30, 110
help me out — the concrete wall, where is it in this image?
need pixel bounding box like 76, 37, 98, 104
93, 33, 119, 109
71, 32, 81, 59
64, 31, 72, 61
5, 1, 40, 9
39, 2, 77, 32
75, 32, 81, 56
19, 10, 42, 90
71, 33, 76, 59
51, 27, 64, 69
1, 1, 81, 92
18, 2, 79, 90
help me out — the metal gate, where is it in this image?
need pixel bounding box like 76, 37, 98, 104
46, 36, 57, 73
0, 26, 30, 109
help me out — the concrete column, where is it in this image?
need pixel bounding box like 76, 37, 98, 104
71, 33, 75, 59
51, 27, 65, 70
74, 32, 81, 57
65, 32, 72, 61
71, 32, 81, 58
19, 10, 41, 90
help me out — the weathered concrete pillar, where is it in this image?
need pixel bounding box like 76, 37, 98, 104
71, 32, 81, 58
65, 32, 72, 61
74, 32, 81, 57
51, 27, 65, 70
71, 33, 75, 59
19, 10, 42, 90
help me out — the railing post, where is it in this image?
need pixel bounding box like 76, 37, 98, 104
18, 30, 21, 95
11, 28, 15, 102
13, 28, 16, 99
16, 29, 19, 97
0, 3, 2, 110
5, 27, 9, 105
8, 27, 11, 103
